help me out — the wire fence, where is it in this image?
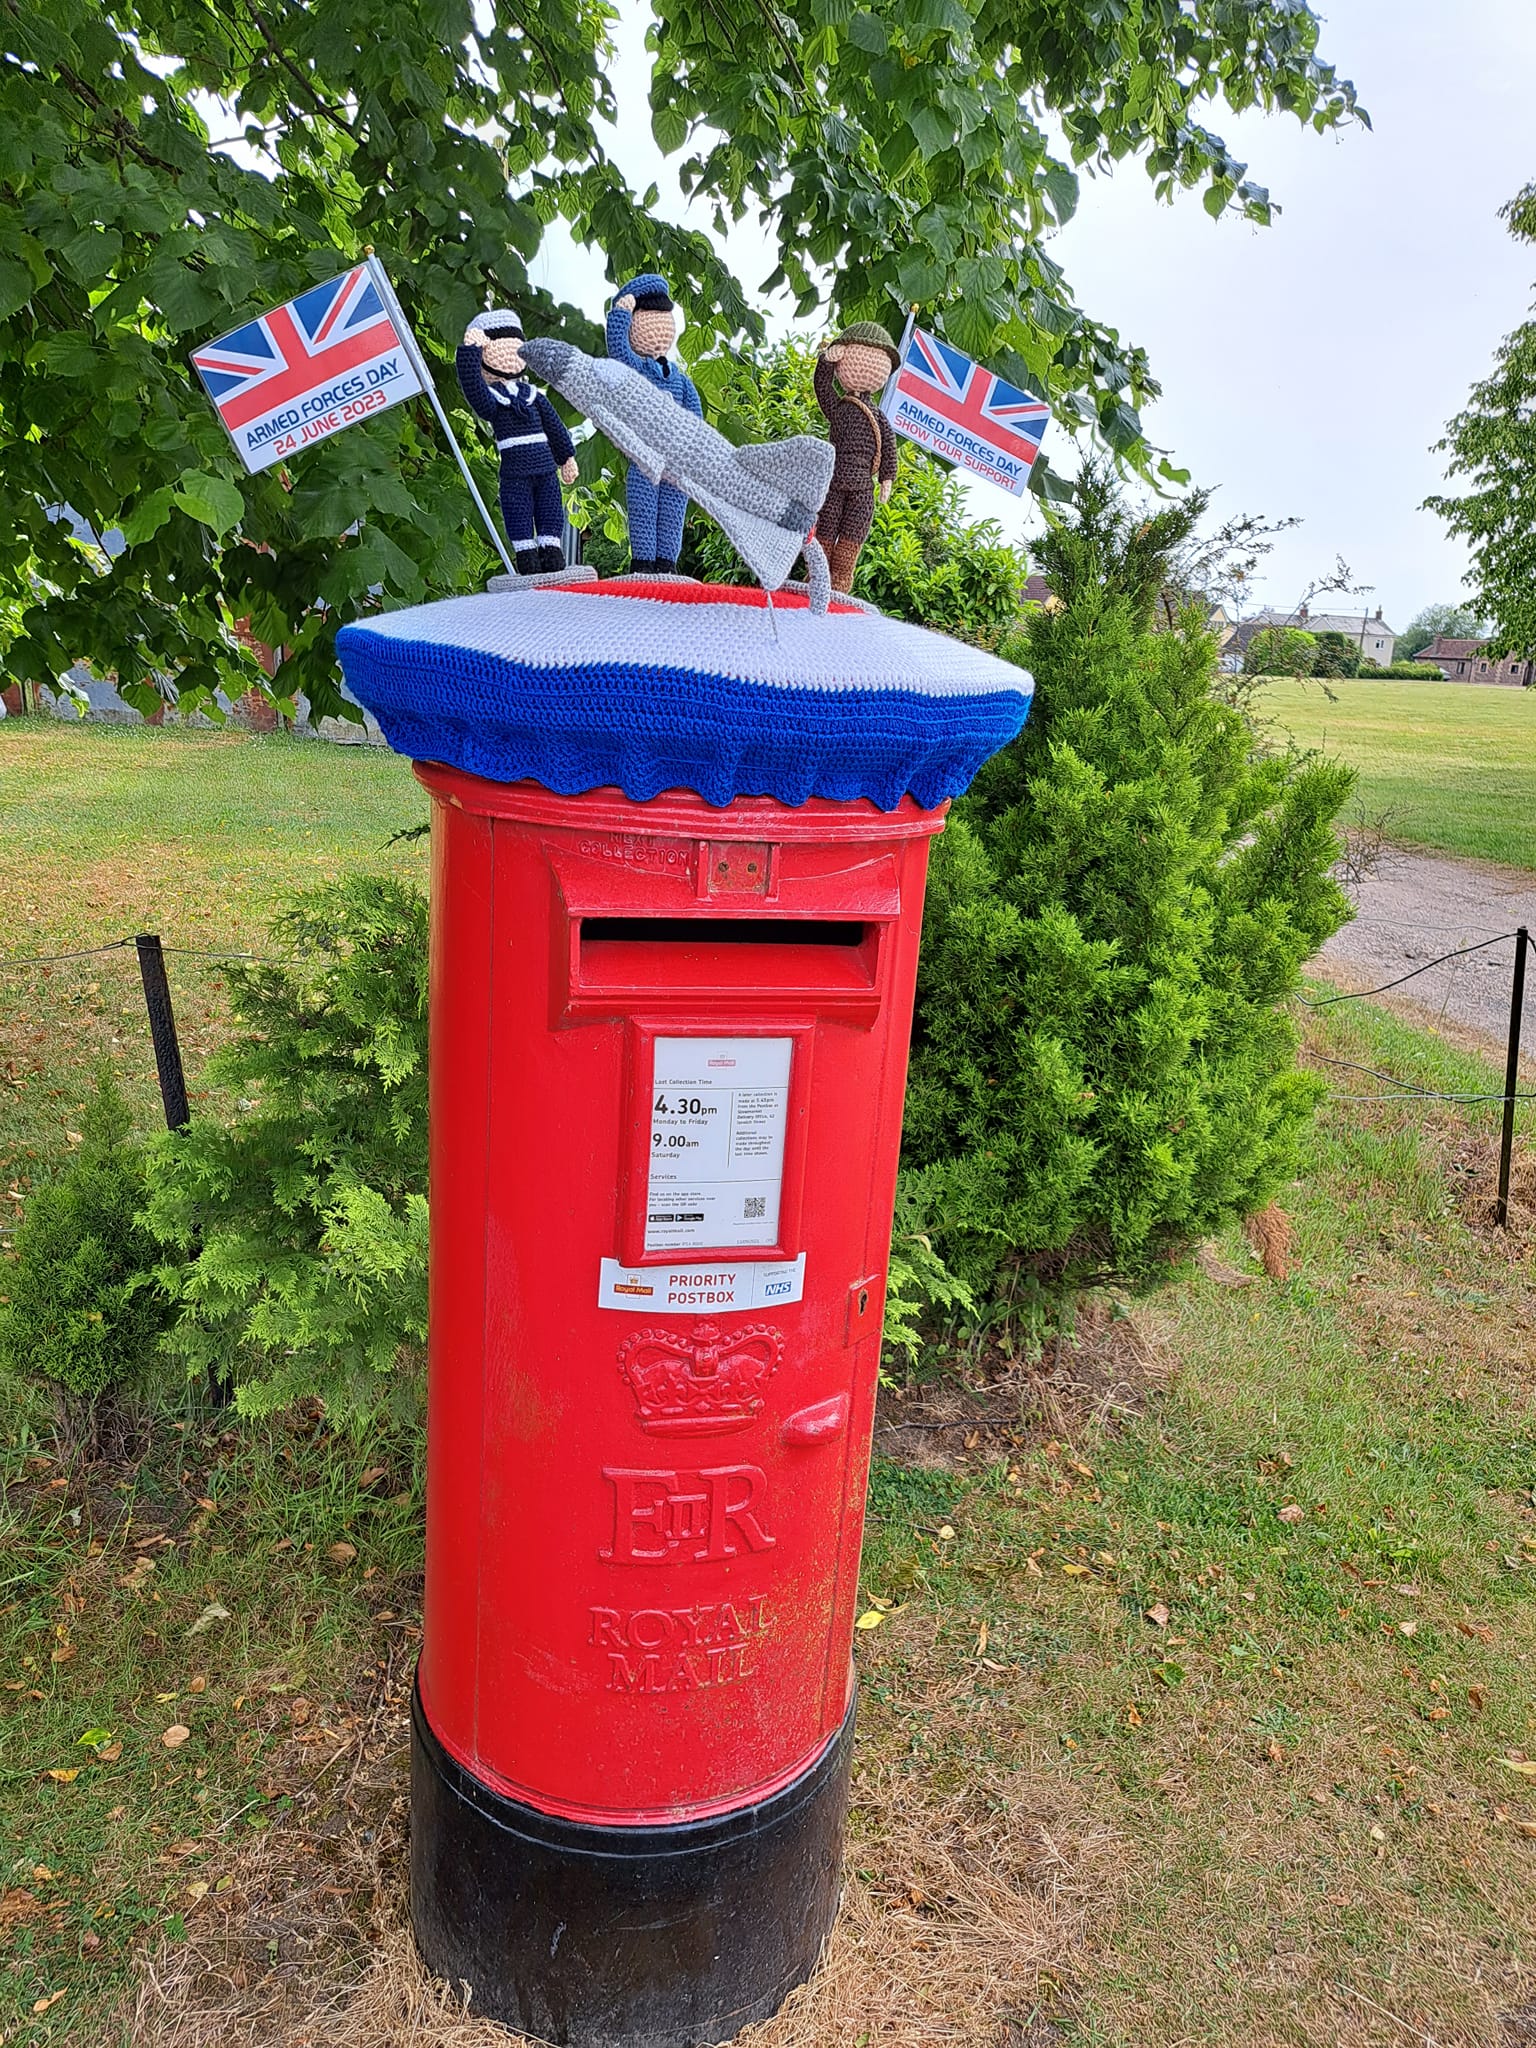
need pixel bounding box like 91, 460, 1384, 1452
4, 918, 1534, 1224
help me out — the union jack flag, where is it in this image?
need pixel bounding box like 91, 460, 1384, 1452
883, 324, 1051, 498
192, 264, 421, 473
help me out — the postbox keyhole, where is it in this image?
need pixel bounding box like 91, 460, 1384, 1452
857, 1288, 869, 1316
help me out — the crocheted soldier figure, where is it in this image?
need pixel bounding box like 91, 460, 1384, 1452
605, 274, 703, 573
812, 321, 901, 593
456, 310, 579, 574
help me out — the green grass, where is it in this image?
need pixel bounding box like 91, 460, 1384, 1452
0, 721, 427, 1196
1260, 674, 1536, 870
3, 722, 1536, 2043
0, 1411, 424, 2042
859, 1001, 1536, 2044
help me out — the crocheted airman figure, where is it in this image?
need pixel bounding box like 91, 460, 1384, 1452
812, 321, 900, 593
605, 274, 703, 573
457, 309, 579, 574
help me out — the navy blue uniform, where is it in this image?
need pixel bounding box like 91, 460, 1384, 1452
456, 346, 575, 571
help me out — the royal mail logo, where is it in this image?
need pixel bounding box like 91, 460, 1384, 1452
617, 1321, 781, 1436
590, 1596, 771, 1694
601, 1464, 776, 1565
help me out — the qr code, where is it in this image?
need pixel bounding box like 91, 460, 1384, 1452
742, 1196, 766, 1219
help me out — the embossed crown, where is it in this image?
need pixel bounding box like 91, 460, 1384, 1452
617, 1321, 782, 1436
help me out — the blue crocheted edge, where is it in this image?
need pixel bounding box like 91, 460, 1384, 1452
336, 627, 1033, 811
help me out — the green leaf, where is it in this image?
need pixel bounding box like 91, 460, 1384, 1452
1098, 399, 1143, 454
0, 256, 34, 322
907, 104, 955, 159
1043, 163, 1079, 225
846, 10, 886, 52
120, 487, 177, 545
896, 250, 949, 305
651, 104, 687, 154
146, 252, 224, 334
173, 471, 245, 537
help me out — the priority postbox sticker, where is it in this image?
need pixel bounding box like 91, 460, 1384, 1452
598, 1255, 806, 1315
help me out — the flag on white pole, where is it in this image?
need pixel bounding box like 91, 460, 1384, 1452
192, 264, 424, 474
881, 324, 1051, 499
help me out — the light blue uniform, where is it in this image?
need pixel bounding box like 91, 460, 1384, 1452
605, 273, 702, 566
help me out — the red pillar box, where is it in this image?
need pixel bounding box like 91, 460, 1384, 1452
336, 581, 1033, 2048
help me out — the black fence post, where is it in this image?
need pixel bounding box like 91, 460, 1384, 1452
135, 932, 191, 1131
1496, 924, 1529, 1228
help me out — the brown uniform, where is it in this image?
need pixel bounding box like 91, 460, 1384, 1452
813, 353, 897, 549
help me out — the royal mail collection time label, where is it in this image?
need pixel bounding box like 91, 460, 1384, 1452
645, 1036, 792, 1254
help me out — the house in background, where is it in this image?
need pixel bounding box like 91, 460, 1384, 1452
1243, 605, 1398, 666
1415, 635, 1533, 686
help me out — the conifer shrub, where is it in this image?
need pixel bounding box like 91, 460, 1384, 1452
144, 875, 429, 1426
900, 468, 1355, 1305
1244, 624, 1318, 676
0, 1072, 168, 1405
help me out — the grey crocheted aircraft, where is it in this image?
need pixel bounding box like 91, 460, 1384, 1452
521, 337, 836, 609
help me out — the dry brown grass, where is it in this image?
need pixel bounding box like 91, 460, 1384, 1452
873, 1297, 1168, 1480
1243, 1203, 1293, 1282
125, 1687, 1115, 2048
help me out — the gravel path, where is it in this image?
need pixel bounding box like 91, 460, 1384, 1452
1318, 846, 1536, 1049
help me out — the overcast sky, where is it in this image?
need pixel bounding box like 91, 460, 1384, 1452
533, 0, 1536, 634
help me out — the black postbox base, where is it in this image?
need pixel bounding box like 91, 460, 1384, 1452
409, 1674, 853, 2047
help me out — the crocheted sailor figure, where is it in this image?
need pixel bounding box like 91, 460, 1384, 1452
456, 310, 579, 574
813, 321, 901, 593
605, 274, 702, 574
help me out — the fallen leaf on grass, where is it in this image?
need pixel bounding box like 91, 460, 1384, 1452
46, 1768, 79, 1784
936, 1525, 955, 1543
97, 1743, 122, 1762
1398, 1621, 1419, 1638
1144, 1602, 1170, 1628
1498, 1757, 1536, 1777
162, 1725, 190, 1750
0, 1890, 41, 1927
75, 1729, 113, 1750
1277, 1504, 1305, 1525
32, 1990, 65, 2014
185, 1602, 229, 1637
360, 1466, 388, 1487
855, 1611, 884, 1631
189, 1675, 207, 1694
186, 1881, 209, 1902
1457, 1620, 1495, 1644
327, 1541, 357, 1563
1468, 1686, 1486, 1713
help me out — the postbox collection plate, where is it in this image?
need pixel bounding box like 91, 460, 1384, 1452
644, 1034, 792, 1253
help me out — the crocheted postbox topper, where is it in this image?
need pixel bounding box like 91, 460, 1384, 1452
334, 580, 1034, 811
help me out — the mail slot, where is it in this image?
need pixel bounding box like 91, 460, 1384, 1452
333, 579, 1034, 2048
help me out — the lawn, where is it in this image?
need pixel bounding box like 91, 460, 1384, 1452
3, 722, 1536, 2046
1261, 674, 1536, 872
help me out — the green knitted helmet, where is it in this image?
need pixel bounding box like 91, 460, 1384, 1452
830, 320, 901, 369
